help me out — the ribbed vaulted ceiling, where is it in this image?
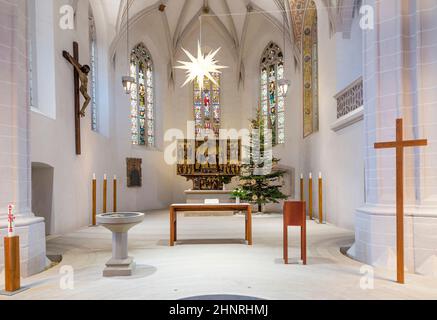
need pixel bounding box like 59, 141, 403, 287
102, 0, 291, 47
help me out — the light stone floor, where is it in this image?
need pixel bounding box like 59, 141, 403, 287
2, 210, 437, 300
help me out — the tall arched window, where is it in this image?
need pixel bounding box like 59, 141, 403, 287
194, 73, 221, 138
89, 7, 98, 131
260, 42, 285, 145
27, 0, 56, 118
302, 0, 319, 137
130, 43, 155, 147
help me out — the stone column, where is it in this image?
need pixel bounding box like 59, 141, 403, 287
348, 0, 437, 277
0, 0, 48, 277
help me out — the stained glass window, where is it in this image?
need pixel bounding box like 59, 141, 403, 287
194, 73, 221, 138
260, 42, 285, 145
89, 8, 98, 131
130, 43, 155, 146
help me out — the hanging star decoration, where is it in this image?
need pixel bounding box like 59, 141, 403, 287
175, 41, 228, 90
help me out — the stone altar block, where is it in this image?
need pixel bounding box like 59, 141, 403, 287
184, 190, 234, 216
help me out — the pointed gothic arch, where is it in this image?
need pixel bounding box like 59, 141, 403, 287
130, 43, 155, 147
260, 42, 286, 145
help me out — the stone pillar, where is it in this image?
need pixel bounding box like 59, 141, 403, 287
0, 0, 48, 277
348, 0, 437, 277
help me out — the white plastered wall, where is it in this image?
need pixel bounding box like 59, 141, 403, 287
31, 0, 115, 235
300, 0, 364, 230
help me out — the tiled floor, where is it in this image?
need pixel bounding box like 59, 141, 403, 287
2, 211, 437, 300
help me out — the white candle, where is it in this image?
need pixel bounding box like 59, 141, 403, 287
300, 173, 303, 179
93, 173, 96, 180
309, 172, 312, 179
114, 175, 117, 180
319, 172, 322, 179
104, 174, 107, 180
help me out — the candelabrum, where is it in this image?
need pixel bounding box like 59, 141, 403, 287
91, 174, 118, 227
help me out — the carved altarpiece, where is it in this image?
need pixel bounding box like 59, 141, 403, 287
177, 139, 241, 190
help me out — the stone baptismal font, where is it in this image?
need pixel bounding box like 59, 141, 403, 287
97, 212, 145, 277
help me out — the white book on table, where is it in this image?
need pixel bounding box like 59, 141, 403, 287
204, 199, 220, 204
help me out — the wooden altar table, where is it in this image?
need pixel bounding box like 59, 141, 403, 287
169, 203, 252, 246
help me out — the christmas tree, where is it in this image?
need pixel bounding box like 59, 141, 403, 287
233, 108, 288, 212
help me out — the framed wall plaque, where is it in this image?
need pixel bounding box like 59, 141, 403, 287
126, 158, 142, 187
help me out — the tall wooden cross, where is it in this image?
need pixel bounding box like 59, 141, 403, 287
374, 118, 427, 284
62, 42, 81, 155
63, 42, 91, 155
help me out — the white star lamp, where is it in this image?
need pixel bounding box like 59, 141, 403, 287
175, 41, 228, 89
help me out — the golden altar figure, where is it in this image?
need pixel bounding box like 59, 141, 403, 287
177, 139, 241, 190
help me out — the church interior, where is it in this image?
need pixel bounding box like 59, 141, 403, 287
1, 0, 437, 300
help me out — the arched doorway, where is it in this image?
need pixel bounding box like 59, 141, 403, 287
31, 162, 54, 236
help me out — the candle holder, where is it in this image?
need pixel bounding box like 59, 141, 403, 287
318, 174, 324, 224
308, 174, 313, 220
0, 237, 29, 296
91, 174, 97, 226
300, 174, 304, 201
0, 205, 29, 296
103, 175, 107, 214
113, 176, 117, 213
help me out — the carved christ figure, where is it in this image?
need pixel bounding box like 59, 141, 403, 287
63, 51, 91, 117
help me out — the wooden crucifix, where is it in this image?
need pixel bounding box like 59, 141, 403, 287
374, 118, 427, 284
62, 42, 91, 155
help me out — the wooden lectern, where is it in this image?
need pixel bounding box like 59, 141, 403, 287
283, 201, 307, 265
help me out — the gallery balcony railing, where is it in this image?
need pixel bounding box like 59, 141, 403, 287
335, 77, 363, 119
331, 77, 364, 132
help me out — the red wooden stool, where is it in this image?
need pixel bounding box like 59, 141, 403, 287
283, 201, 307, 265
